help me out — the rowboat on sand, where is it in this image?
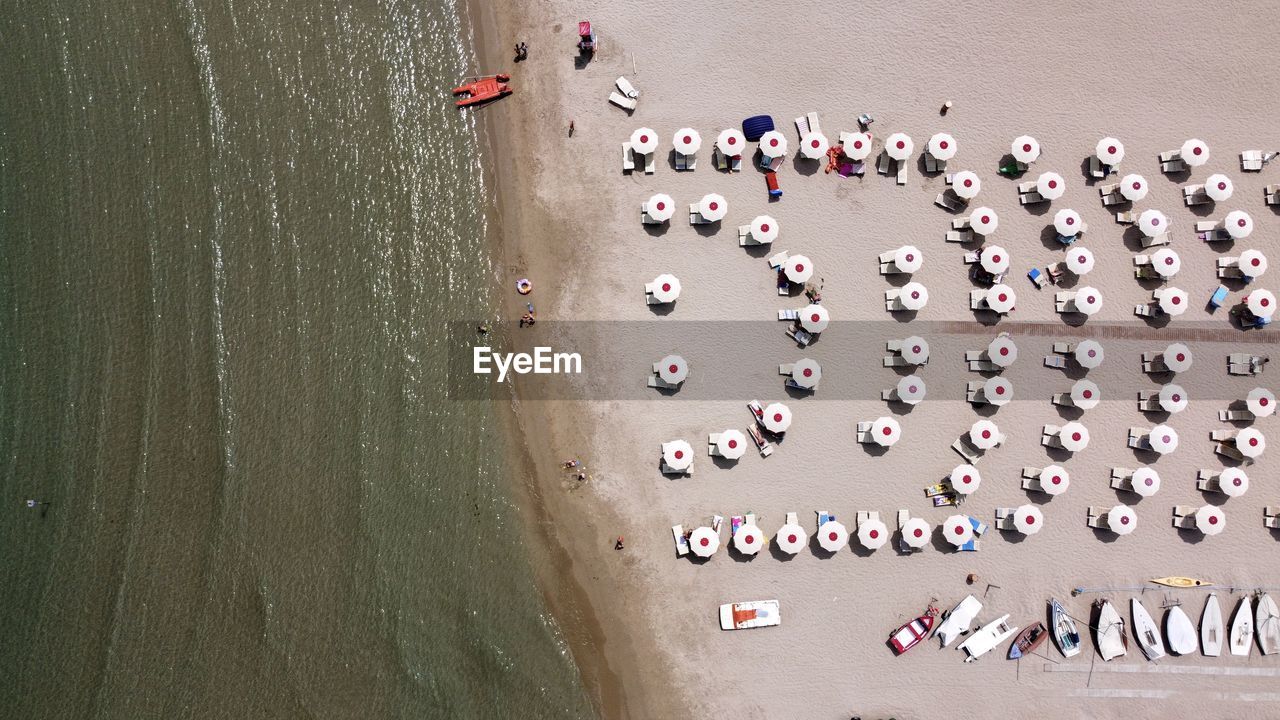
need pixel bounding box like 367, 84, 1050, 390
1165, 606, 1197, 655
1094, 599, 1128, 661
1150, 576, 1212, 589
1008, 622, 1048, 659
1051, 598, 1082, 658
1132, 598, 1166, 660
889, 606, 938, 655
1201, 594, 1223, 657
1229, 595, 1254, 656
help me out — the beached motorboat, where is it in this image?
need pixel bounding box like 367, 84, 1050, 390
1150, 576, 1212, 589
1132, 598, 1165, 660
1201, 593, 1223, 657
1050, 598, 1082, 658
1165, 606, 1197, 655
1230, 595, 1254, 656
1008, 622, 1048, 659
452, 74, 513, 108
1094, 600, 1128, 661
959, 614, 1018, 662
1255, 592, 1280, 655
935, 595, 982, 647
719, 600, 780, 630
889, 607, 937, 655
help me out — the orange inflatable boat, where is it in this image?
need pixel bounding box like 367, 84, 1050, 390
453, 74, 512, 107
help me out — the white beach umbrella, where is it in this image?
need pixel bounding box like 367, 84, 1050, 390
1107, 505, 1137, 535
1073, 287, 1102, 316
1066, 246, 1095, 275
817, 520, 848, 552
645, 193, 674, 222
969, 420, 1001, 450
1148, 424, 1179, 455
1219, 468, 1249, 498
1012, 135, 1040, 163
1038, 172, 1066, 200
986, 285, 1016, 315
689, 526, 720, 557
1247, 387, 1276, 418
672, 128, 701, 155
1138, 209, 1169, 237
1194, 506, 1225, 536
1071, 379, 1101, 409
984, 377, 1013, 406
750, 215, 779, 243
799, 132, 829, 160
1151, 248, 1181, 278
842, 131, 873, 160
1058, 422, 1090, 452
773, 523, 807, 555
1180, 138, 1209, 166
1235, 428, 1265, 459
784, 255, 814, 284
1096, 137, 1125, 165
857, 519, 889, 550
894, 245, 923, 273
630, 127, 658, 155
698, 193, 727, 222
657, 355, 687, 384
987, 334, 1018, 367
950, 464, 981, 495
1014, 505, 1044, 535
662, 440, 693, 471
1053, 208, 1082, 236
896, 375, 926, 405
942, 515, 974, 548
1039, 465, 1070, 495
1158, 384, 1188, 414
899, 282, 929, 311
1162, 343, 1192, 373
901, 518, 931, 549
885, 132, 914, 161
1204, 174, 1233, 202
951, 170, 982, 199
928, 132, 957, 160
758, 130, 788, 158
733, 524, 764, 555
716, 128, 746, 156
1075, 340, 1104, 369
1224, 210, 1253, 239
871, 416, 902, 447
650, 274, 681, 303
1246, 290, 1276, 319
791, 358, 821, 389
799, 304, 829, 333
901, 336, 930, 365
969, 207, 999, 235
716, 429, 747, 460
1130, 467, 1161, 498
1239, 249, 1268, 279
761, 403, 792, 433
1156, 287, 1188, 316
980, 245, 1010, 275
1120, 173, 1148, 201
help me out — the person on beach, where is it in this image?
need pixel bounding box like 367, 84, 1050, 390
614, 536, 624, 550
568, 119, 575, 137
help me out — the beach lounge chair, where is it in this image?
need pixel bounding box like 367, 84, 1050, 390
1265, 507, 1280, 529
1041, 425, 1062, 448
1086, 507, 1105, 530
1043, 355, 1067, 370
1183, 185, 1210, 206
1136, 392, 1162, 413
671, 525, 689, 556
1216, 442, 1246, 462
1101, 191, 1125, 207
674, 153, 687, 171
855, 421, 872, 444
1088, 155, 1110, 178
856, 510, 880, 527
1115, 210, 1134, 224
951, 438, 982, 463
621, 142, 635, 172
1027, 267, 1046, 288
614, 76, 639, 99
1098, 182, 1119, 196
1160, 151, 1187, 174
924, 154, 945, 174
994, 508, 1015, 531
785, 328, 812, 347
778, 363, 794, 377
935, 192, 965, 212
648, 375, 679, 390
707, 433, 722, 456
1172, 506, 1196, 529
746, 424, 773, 457
1266, 184, 1280, 206
660, 441, 691, 475
945, 229, 974, 243
1109, 468, 1134, 490
816, 510, 832, 531
644, 152, 655, 174
1019, 190, 1045, 205
883, 355, 908, 367
777, 309, 799, 322
885, 289, 904, 312
896, 162, 908, 185
768, 251, 789, 269
1219, 408, 1253, 422
1210, 429, 1233, 443
794, 115, 810, 137
1127, 427, 1150, 450
609, 91, 637, 111
1133, 303, 1154, 318
688, 204, 707, 225
876, 151, 892, 175
713, 149, 728, 171
1050, 392, 1073, 408
1242, 150, 1264, 171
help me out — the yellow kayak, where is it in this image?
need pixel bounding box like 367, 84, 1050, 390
1150, 576, 1212, 588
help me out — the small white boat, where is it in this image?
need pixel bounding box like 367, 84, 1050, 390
1201, 594, 1223, 657
959, 614, 1018, 662
719, 600, 780, 630
935, 594, 982, 647
1050, 598, 1082, 658
1256, 593, 1280, 655
1094, 600, 1128, 661
1132, 598, 1165, 660
1229, 596, 1254, 656
1165, 606, 1197, 655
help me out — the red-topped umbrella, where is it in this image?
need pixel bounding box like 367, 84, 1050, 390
1147, 424, 1178, 454
1157, 287, 1189, 316
800, 132, 829, 160
1071, 379, 1100, 410
983, 376, 1013, 406
1096, 137, 1124, 165
858, 518, 889, 550
843, 131, 873, 160
761, 403, 792, 433
980, 245, 1010, 275
1180, 138, 1209, 166
1107, 506, 1137, 535
896, 375, 926, 405
885, 132, 914, 160
894, 245, 923, 273
987, 334, 1018, 367
898, 282, 929, 311
942, 515, 974, 548
817, 520, 848, 552
672, 128, 701, 155
1012, 135, 1040, 163
1075, 340, 1104, 369
1158, 384, 1188, 414
1073, 287, 1103, 316
950, 464, 981, 495
1218, 468, 1249, 498
1239, 249, 1268, 279
1152, 248, 1181, 278
928, 133, 957, 160
1204, 173, 1233, 202
1058, 422, 1090, 452
774, 523, 807, 555
1194, 506, 1225, 536
1247, 387, 1275, 418
871, 416, 901, 447
1120, 173, 1148, 201
901, 518, 931, 548
986, 284, 1016, 314
1066, 246, 1094, 275
1138, 209, 1168, 237
1014, 505, 1044, 535
716, 128, 746, 156
630, 127, 658, 155
952, 170, 981, 199
750, 215, 779, 243
698, 193, 727, 222
784, 255, 814, 284
1053, 208, 1082, 236
1038, 465, 1070, 495
1224, 210, 1253, 239
759, 130, 788, 158
645, 193, 674, 222
791, 358, 821, 389
1162, 343, 1192, 373
969, 207, 999, 235
969, 420, 1000, 450
1235, 428, 1265, 459
1037, 172, 1066, 200
1130, 467, 1160, 497
689, 526, 720, 557
800, 304, 829, 333
657, 355, 687, 384
715, 429, 747, 460
733, 524, 764, 555
662, 440, 693, 471
1246, 290, 1275, 319
650, 274, 681, 303
901, 336, 929, 365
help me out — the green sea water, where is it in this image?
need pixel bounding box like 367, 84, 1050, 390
0, 1, 593, 717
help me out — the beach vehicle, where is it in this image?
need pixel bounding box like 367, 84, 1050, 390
889, 606, 938, 655
1230, 595, 1254, 656
1150, 576, 1212, 589
1050, 599, 1082, 658
959, 615, 1018, 662
1093, 600, 1128, 661
1165, 606, 1197, 655
719, 600, 779, 630
576, 21, 596, 55
1132, 599, 1165, 660
452, 75, 512, 107
1201, 594, 1223, 657
1257, 593, 1280, 655
1008, 622, 1048, 659
936, 595, 982, 647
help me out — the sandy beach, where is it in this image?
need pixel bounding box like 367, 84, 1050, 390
475, 1, 1280, 717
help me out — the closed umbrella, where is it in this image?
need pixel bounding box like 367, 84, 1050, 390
759, 130, 788, 158
658, 355, 688, 384
784, 255, 814, 284
1157, 287, 1188, 316
662, 440, 693, 471
650, 274, 681, 303
817, 520, 848, 552
896, 375, 926, 405
901, 336, 930, 365
871, 416, 901, 447
1158, 384, 1188, 414
1194, 506, 1225, 536
733, 524, 764, 555
979, 245, 1009, 275
645, 193, 675, 222
969, 420, 1001, 450
1120, 174, 1148, 201
901, 518, 931, 548
952, 170, 981, 199
928, 133, 957, 160
1014, 505, 1044, 535
1152, 248, 1181, 278
984, 377, 1013, 406
1066, 246, 1095, 275
858, 519, 889, 550
1239, 249, 1268, 279
942, 515, 974, 548
1096, 137, 1124, 165
1138, 209, 1169, 237
800, 304, 829, 333
1012, 135, 1040, 163
1107, 505, 1137, 535
1039, 465, 1070, 495
986, 285, 1016, 314
1246, 290, 1275, 319
1073, 287, 1103, 316
1075, 340, 1104, 369
1163, 343, 1192, 373
950, 464, 981, 495
673, 128, 701, 155
698, 193, 727, 222
886, 132, 914, 160
773, 523, 807, 554
1071, 379, 1100, 409
800, 132, 829, 160
761, 403, 792, 433
894, 245, 923, 273
1059, 422, 1090, 452
716, 128, 746, 156
750, 215, 779, 243
1219, 468, 1249, 498
1054, 208, 1082, 236
843, 131, 873, 160
689, 526, 720, 557
969, 207, 999, 235
1180, 138, 1209, 166
899, 282, 929, 311
1148, 424, 1178, 454
1130, 467, 1160, 497
1235, 428, 1265, 459
1247, 387, 1275, 418
1037, 172, 1066, 200
1205, 174, 1233, 202
1224, 210, 1253, 239
791, 358, 821, 389
716, 429, 747, 459
630, 127, 658, 155
987, 335, 1018, 366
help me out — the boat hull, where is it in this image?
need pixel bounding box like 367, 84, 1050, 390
1095, 600, 1128, 661
1165, 606, 1197, 655
1201, 594, 1223, 657
1256, 593, 1280, 655
1051, 599, 1082, 658
1150, 576, 1212, 589
1230, 596, 1253, 656
1132, 598, 1165, 661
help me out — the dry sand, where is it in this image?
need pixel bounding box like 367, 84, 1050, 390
475, 1, 1280, 717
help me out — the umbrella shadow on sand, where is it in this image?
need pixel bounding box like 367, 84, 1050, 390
769, 542, 799, 562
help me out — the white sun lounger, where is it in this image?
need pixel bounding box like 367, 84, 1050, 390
951, 438, 982, 463
621, 142, 635, 172
1241, 150, 1263, 171
671, 525, 689, 556
608, 91, 637, 111
615, 76, 639, 98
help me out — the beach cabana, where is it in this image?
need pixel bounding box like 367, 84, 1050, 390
749, 215, 779, 243
1158, 384, 1188, 414
885, 133, 914, 161
759, 130, 788, 158
1180, 138, 1209, 166
761, 403, 792, 433
799, 304, 829, 333
1011, 136, 1040, 163
713, 429, 747, 460
1247, 387, 1275, 418
895, 375, 926, 405
630, 127, 658, 155
661, 440, 693, 473
952, 170, 981, 199
980, 245, 1009, 275
733, 524, 764, 555
1138, 209, 1169, 237
1205, 174, 1233, 202
1096, 137, 1124, 166
1224, 210, 1253, 239
689, 526, 720, 557
799, 132, 829, 160
784, 255, 814, 284
967, 207, 999, 235
857, 517, 889, 550
1053, 208, 1082, 237
649, 274, 681, 304
1194, 506, 1225, 536
1037, 172, 1066, 200
1147, 424, 1179, 455
970, 420, 1001, 450
942, 515, 975, 548
1066, 247, 1094, 275
1120, 174, 1148, 201
1075, 340, 1104, 369
817, 520, 848, 552
901, 518, 931, 549
900, 336, 930, 365
951, 464, 981, 495
774, 519, 807, 555
789, 358, 821, 389
1013, 505, 1043, 535
842, 131, 873, 160
697, 193, 727, 222
1070, 379, 1100, 409
716, 128, 746, 157
870, 417, 901, 447
644, 193, 674, 223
